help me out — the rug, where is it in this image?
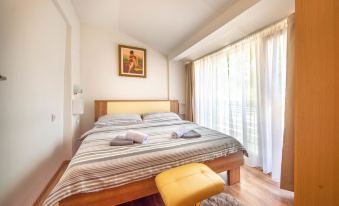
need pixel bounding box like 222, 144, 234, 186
201, 193, 244, 206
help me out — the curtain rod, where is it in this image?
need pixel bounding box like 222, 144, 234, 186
193, 15, 292, 62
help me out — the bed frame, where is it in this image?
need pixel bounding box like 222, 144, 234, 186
59, 100, 244, 206
94, 100, 180, 121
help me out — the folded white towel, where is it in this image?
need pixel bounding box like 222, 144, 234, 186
125, 130, 149, 144
171, 127, 190, 139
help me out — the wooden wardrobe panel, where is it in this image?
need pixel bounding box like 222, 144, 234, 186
295, 0, 339, 205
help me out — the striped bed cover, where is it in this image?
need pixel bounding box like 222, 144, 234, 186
44, 120, 246, 206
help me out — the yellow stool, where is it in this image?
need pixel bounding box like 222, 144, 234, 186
155, 163, 225, 206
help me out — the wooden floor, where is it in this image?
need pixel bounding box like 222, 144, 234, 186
36, 164, 293, 206
34, 161, 70, 206
119, 166, 294, 206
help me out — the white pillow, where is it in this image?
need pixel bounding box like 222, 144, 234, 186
95, 114, 142, 127
142, 112, 181, 123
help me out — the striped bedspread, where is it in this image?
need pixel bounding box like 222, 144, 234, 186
44, 120, 245, 206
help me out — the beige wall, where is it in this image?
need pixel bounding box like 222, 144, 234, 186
79, 24, 185, 134
0, 0, 80, 205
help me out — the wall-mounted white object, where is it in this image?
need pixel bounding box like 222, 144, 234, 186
179, 102, 185, 115
73, 84, 83, 95
72, 98, 84, 115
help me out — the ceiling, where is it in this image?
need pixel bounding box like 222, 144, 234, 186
72, 0, 294, 60
172, 0, 295, 61
72, 0, 240, 54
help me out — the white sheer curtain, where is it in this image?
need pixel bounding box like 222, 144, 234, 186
194, 20, 287, 181
257, 26, 287, 181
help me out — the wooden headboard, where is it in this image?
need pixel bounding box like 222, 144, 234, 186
94, 100, 179, 121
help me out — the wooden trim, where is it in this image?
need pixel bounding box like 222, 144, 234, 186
94, 101, 107, 121
34, 161, 70, 206
94, 100, 179, 121
170, 100, 179, 114
59, 152, 244, 206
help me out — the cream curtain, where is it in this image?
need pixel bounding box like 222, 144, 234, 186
194, 19, 288, 181
280, 14, 295, 191
185, 62, 195, 121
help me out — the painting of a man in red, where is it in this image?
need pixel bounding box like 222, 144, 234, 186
119, 45, 146, 78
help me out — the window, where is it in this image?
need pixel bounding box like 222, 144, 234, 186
194, 20, 287, 181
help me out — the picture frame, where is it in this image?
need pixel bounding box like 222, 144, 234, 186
118, 45, 147, 78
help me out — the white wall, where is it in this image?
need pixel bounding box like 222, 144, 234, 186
0, 0, 80, 205
0, 0, 67, 205
54, 0, 82, 159
80, 24, 186, 133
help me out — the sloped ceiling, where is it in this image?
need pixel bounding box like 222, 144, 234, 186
118, 0, 239, 54
72, 0, 244, 54
72, 0, 294, 60
172, 0, 295, 61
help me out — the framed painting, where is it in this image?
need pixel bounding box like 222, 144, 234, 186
118, 45, 146, 78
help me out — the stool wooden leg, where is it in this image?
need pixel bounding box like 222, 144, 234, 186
227, 167, 240, 185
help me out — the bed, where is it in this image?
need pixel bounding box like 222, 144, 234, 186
45, 100, 245, 206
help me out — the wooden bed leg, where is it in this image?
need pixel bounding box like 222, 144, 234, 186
227, 167, 240, 185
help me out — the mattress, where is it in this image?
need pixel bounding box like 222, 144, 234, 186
44, 119, 245, 206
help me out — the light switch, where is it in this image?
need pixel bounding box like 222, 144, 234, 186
51, 114, 56, 122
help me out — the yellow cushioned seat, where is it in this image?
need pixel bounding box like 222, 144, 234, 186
155, 163, 225, 206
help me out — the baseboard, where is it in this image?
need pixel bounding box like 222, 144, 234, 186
34, 160, 70, 206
